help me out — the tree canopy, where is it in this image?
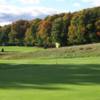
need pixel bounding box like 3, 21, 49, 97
0, 7, 100, 47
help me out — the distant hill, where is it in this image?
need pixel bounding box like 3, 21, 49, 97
0, 6, 100, 47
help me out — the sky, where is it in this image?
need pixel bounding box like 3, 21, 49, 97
0, 0, 100, 26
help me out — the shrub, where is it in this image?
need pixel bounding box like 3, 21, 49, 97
1, 48, 4, 52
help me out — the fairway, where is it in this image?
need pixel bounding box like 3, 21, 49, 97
0, 45, 100, 100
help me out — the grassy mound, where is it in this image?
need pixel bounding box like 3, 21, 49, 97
0, 43, 100, 59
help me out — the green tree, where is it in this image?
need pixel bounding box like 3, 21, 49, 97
24, 19, 41, 46
68, 12, 86, 45
36, 20, 52, 46
0, 25, 11, 45
61, 13, 72, 45
9, 20, 29, 45
95, 19, 100, 39
51, 17, 63, 45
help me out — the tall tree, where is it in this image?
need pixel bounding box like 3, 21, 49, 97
51, 17, 63, 45
36, 20, 52, 46
62, 13, 72, 45
95, 19, 100, 39
9, 20, 29, 45
24, 19, 41, 46
68, 12, 86, 45
0, 25, 11, 45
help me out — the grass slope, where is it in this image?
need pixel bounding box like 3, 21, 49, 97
0, 43, 100, 59
0, 43, 100, 100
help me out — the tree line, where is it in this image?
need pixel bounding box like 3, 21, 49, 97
0, 7, 100, 47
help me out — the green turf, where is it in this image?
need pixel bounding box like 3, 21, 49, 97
0, 46, 44, 52
0, 44, 100, 100
0, 57, 100, 100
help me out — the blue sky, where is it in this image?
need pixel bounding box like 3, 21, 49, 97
0, 0, 100, 26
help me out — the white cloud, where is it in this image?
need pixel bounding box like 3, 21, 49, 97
0, 0, 7, 5
20, 0, 41, 4
82, 0, 100, 6
0, 22, 12, 26
0, 3, 64, 26
73, 3, 81, 7
56, 0, 65, 2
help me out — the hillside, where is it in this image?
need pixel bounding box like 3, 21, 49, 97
0, 43, 100, 60
0, 6, 100, 47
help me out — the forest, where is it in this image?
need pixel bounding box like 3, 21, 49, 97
0, 6, 100, 47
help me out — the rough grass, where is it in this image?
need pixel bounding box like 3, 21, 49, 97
0, 43, 100, 59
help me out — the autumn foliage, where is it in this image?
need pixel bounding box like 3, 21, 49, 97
0, 7, 100, 47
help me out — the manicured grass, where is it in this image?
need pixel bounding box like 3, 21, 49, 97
0, 57, 100, 100
0, 46, 44, 52
0, 57, 100, 64
0, 44, 100, 100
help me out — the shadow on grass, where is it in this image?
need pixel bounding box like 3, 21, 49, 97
0, 64, 100, 90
